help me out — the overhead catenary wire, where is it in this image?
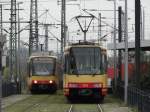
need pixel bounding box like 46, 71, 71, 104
48, 30, 61, 42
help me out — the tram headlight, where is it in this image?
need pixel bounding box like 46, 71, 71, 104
33, 80, 38, 84
49, 80, 53, 84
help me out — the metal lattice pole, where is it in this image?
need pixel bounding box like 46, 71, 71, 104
38, 23, 61, 52
61, 0, 66, 62
142, 8, 145, 40
0, 5, 2, 36
118, 7, 123, 81
29, 0, 39, 55
98, 13, 101, 44
10, 0, 17, 82
0, 6, 4, 111
0, 43, 2, 112
44, 24, 48, 51
113, 0, 117, 90
17, 2, 22, 94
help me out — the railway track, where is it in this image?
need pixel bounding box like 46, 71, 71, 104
67, 105, 73, 112
20, 95, 50, 112
67, 104, 104, 112
97, 104, 103, 112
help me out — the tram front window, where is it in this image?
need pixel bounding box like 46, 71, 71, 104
70, 47, 101, 75
31, 58, 55, 76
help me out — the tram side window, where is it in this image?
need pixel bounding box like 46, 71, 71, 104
101, 54, 107, 74
27, 62, 30, 77
28, 61, 33, 77
64, 55, 67, 73
104, 54, 107, 72
64, 55, 69, 74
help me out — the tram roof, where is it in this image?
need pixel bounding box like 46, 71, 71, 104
29, 52, 57, 60
64, 44, 106, 52
65, 41, 106, 50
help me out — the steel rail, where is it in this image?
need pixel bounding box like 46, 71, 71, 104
97, 104, 104, 112
66, 104, 103, 112
67, 105, 73, 112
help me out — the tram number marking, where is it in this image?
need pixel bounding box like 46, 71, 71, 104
82, 84, 89, 88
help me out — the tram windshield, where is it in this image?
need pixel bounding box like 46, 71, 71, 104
31, 58, 55, 76
70, 47, 101, 75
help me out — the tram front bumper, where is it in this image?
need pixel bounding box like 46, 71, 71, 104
64, 88, 107, 97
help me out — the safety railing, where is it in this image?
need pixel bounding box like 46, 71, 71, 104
116, 81, 150, 112
2, 81, 21, 97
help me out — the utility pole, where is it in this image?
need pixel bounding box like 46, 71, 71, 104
17, 2, 23, 94
0, 35, 6, 112
10, 0, 17, 82
0, 7, 5, 110
142, 7, 145, 40
60, 0, 66, 88
61, 0, 66, 62
98, 13, 101, 44
118, 6, 122, 81
40, 44, 44, 52
124, 0, 128, 104
0, 43, 1, 112
135, 0, 141, 88
44, 24, 48, 51
140, 7, 143, 40
29, 0, 39, 55
0, 5, 2, 35
113, 0, 117, 91
38, 23, 61, 52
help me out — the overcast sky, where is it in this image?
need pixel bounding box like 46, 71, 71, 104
1, 0, 150, 52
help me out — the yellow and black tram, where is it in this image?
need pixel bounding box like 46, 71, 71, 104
63, 42, 108, 101
27, 52, 60, 93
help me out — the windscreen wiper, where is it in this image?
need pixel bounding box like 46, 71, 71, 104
92, 72, 97, 77
72, 69, 79, 77
92, 70, 99, 77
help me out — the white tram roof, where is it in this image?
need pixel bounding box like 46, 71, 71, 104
29, 52, 57, 59
65, 42, 106, 51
